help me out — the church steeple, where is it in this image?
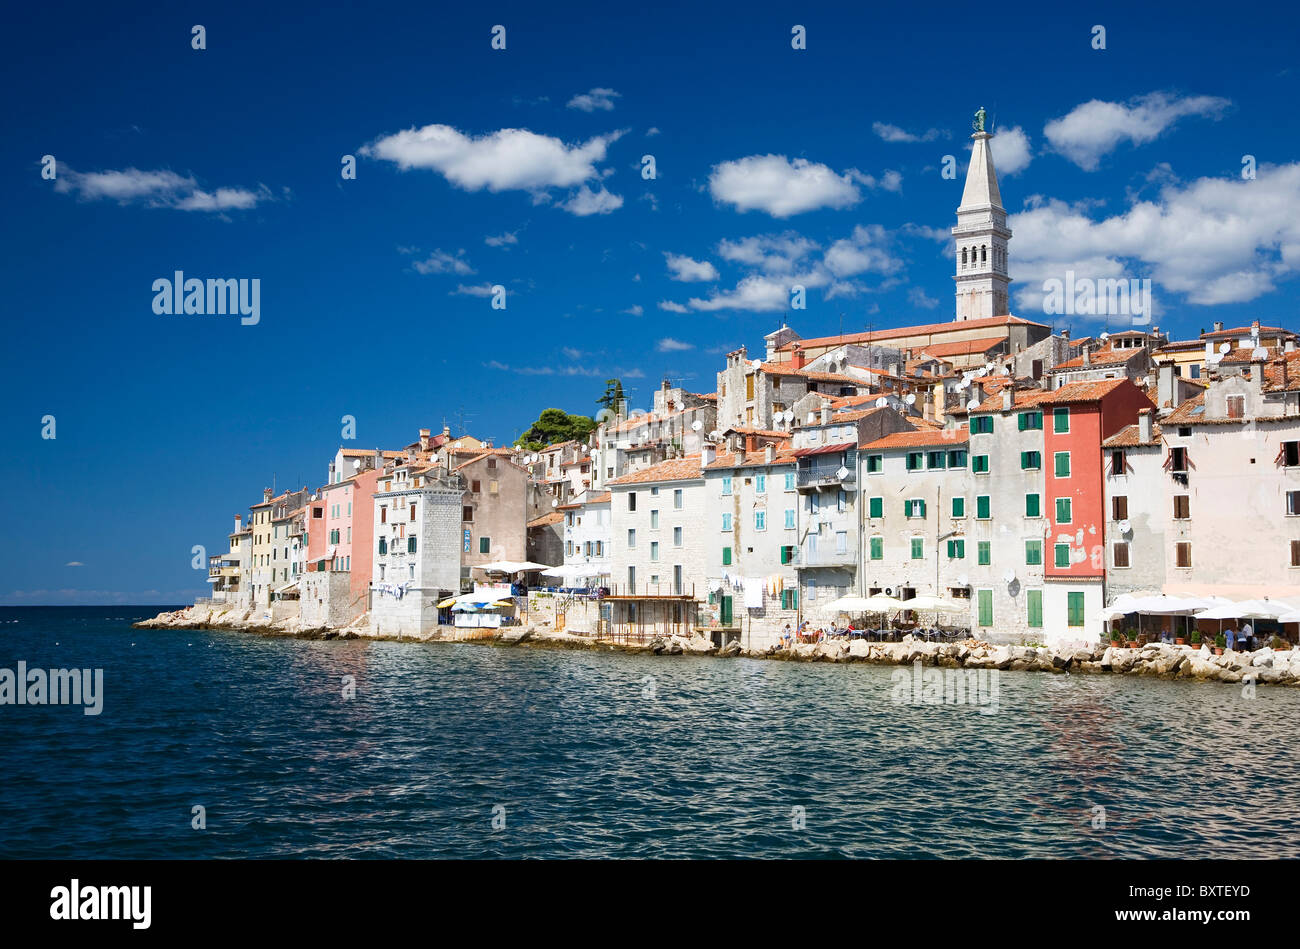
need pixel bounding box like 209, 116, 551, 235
953, 107, 1012, 321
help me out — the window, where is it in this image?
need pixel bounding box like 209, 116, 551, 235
471, 479, 481, 493
650, 510, 660, 529
462, 506, 472, 522
1056, 497, 1073, 524
627, 529, 636, 549
906, 452, 924, 471
948, 450, 967, 468
673, 489, 683, 510
651, 487, 659, 496
904, 499, 927, 518
1110, 450, 1127, 475
781, 545, 796, 564
1176, 542, 1192, 568
1113, 542, 1130, 567
1113, 496, 1128, 520
409, 503, 416, 520
1055, 543, 1071, 568
1167, 446, 1188, 472
972, 455, 990, 474
721, 512, 732, 532
1018, 411, 1043, 431
784, 508, 795, 529
673, 526, 683, 547
837, 490, 847, 513
977, 590, 993, 627
755, 474, 766, 494
1173, 495, 1190, 520
1054, 452, 1072, 478
976, 496, 991, 520
628, 493, 637, 511
977, 541, 991, 566
951, 496, 965, 518
947, 539, 965, 559
1067, 592, 1085, 627
809, 493, 820, 514
969, 416, 994, 434
911, 537, 924, 559
755, 511, 767, 531
782, 589, 799, 610
1281, 442, 1300, 467
650, 541, 660, 562
785, 472, 797, 490
869, 496, 883, 518
835, 531, 848, 554
870, 536, 884, 560
1025, 540, 1042, 565
927, 451, 946, 469
407, 537, 417, 554
378, 538, 387, 556
1226, 395, 1245, 419
479, 537, 491, 554
865, 455, 883, 474
1053, 407, 1070, 433
1291, 540, 1300, 567
1027, 590, 1043, 628
1025, 493, 1041, 518
628, 566, 636, 589
807, 579, 816, 601
1288, 492, 1300, 516
1020, 451, 1041, 470
721, 477, 733, 496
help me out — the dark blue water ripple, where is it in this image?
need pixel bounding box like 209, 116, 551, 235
2, 606, 1298, 858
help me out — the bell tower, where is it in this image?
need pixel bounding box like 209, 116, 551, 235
953, 107, 1012, 320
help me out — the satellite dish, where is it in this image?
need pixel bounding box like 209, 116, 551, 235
692, 420, 703, 431
752, 358, 762, 369
1208, 352, 1223, 364
1100, 332, 1110, 340
709, 429, 722, 439
352, 460, 360, 470
513, 445, 521, 452
957, 379, 969, 390
1253, 347, 1268, 360
984, 362, 994, 372
836, 465, 849, 480
1220, 343, 1231, 354
1001, 366, 1011, 375
1003, 570, 1017, 584
783, 410, 795, 422
875, 397, 888, 408
966, 399, 980, 411
1118, 520, 1132, 535
956, 575, 969, 587
582, 444, 589, 451
551, 499, 559, 507
905, 394, 916, 406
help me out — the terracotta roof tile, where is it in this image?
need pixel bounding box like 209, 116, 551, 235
606, 455, 705, 486
1039, 378, 1131, 405
1102, 420, 1163, 447
1054, 344, 1144, 370
860, 430, 969, 451
703, 448, 797, 470
527, 512, 565, 528
916, 335, 1007, 359
776, 315, 1047, 352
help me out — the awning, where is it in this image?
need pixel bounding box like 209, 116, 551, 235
273, 580, 299, 594
790, 442, 855, 458
205, 576, 223, 583
436, 596, 459, 608
452, 597, 515, 612
477, 560, 552, 573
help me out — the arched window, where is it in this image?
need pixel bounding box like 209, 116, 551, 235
981, 245, 987, 263
961, 247, 967, 266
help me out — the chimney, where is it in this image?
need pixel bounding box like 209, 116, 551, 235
1138, 408, 1152, 443
1002, 385, 1013, 411
263, 488, 273, 503
765, 444, 775, 464
234, 514, 242, 533
442, 425, 451, 438
1061, 328, 1071, 342
1287, 339, 1296, 353
419, 428, 431, 451
820, 405, 831, 425
790, 344, 806, 370
1082, 347, 1091, 366
1158, 362, 1180, 409
1213, 321, 1224, 333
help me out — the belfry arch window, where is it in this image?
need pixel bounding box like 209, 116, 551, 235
981, 245, 987, 262
961, 247, 967, 266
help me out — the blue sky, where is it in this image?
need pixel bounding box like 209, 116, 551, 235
4, 0, 1299, 603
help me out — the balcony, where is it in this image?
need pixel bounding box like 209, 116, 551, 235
797, 546, 858, 568
797, 467, 857, 491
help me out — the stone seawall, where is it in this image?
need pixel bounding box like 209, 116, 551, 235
133, 605, 1300, 686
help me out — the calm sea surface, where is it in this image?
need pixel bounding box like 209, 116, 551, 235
2, 606, 1298, 859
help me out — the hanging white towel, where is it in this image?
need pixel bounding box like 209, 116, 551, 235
744, 577, 764, 609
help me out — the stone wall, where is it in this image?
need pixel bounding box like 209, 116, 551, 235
300, 570, 355, 628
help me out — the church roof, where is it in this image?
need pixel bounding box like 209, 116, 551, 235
959, 132, 1003, 210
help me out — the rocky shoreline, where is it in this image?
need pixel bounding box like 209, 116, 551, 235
134, 605, 1300, 686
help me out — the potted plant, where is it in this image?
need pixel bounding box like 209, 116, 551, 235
1174, 627, 1186, 645
1127, 628, 1140, 648
1214, 632, 1226, 655
1110, 628, 1125, 646
1272, 635, 1291, 651
1190, 630, 1202, 649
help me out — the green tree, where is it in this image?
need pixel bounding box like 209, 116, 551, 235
519, 408, 596, 450
596, 378, 626, 419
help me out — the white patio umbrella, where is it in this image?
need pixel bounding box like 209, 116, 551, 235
822, 595, 878, 613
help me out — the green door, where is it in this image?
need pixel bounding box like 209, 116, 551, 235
977, 589, 993, 627
720, 595, 733, 626
1067, 591, 1085, 627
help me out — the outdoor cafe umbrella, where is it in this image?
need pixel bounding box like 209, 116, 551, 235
906, 594, 967, 633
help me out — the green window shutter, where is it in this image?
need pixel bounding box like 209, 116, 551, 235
1027, 590, 1043, 628
722, 547, 732, 566
1067, 591, 1085, 626
869, 496, 883, 518
977, 541, 990, 565
1025, 540, 1042, 565
1055, 452, 1071, 477
978, 590, 993, 627
1025, 493, 1040, 517
1018, 413, 1027, 432
911, 538, 923, 559
1054, 408, 1070, 433
1055, 543, 1071, 568
952, 496, 965, 517
1056, 497, 1071, 523
976, 496, 990, 519
870, 536, 883, 560
946, 540, 954, 558
968, 417, 977, 434
918, 500, 926, 518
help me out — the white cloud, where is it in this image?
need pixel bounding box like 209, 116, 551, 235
657, 338, 694, 352
53, 166, 268, 212
361, 124, 622, 201
1044, 92, 1231, 171
686, 275, 790, 313
872, 122, 947, 143
623, 304, 644, 316
451, 283, 497, 297
908, 287, 940, 309
65, 561, 84, 567
710, 155, 879, 218
823, 225, 902, 278
658, 300, 689, 313
412, 249, 475, 275
664, 253, 719, 282
485, 230, 519, 247
567, 87, 621, 112
988, 126, 1032, 175
646, 127, 661, 137
1009, 162, 1300, 313
561, 184, 624, 216
716, 233, 820, 273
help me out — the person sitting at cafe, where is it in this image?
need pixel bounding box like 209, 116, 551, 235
1225, 627, 1236, 651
